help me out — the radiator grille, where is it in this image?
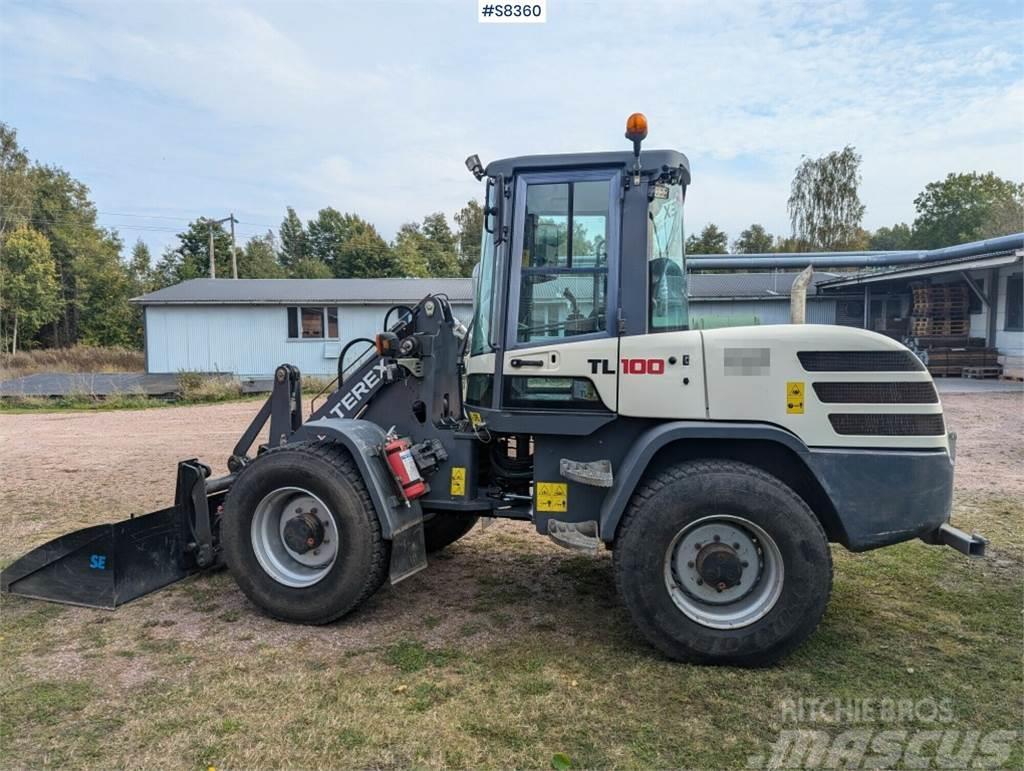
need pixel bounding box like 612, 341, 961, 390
813, 382, 938, 404
828, 413, 946, 436
798, 351, 924, 372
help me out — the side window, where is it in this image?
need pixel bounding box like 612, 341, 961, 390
648, 184, 688, 331
517, 179, 610, 345
287, 307, 339, 340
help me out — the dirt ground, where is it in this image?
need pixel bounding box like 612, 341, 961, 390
0, 392, 1021, 769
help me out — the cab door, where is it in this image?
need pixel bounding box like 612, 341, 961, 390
499, 170, 621, 412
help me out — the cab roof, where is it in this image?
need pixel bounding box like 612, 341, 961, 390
484, 149, 690, 184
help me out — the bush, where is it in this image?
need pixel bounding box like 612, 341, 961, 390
0, 345, 144, 377
176, 372, 243, 403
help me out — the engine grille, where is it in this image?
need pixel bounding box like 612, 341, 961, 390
798, 351, 925, 372
813, 382, 938, 404
828, 413, 946, 436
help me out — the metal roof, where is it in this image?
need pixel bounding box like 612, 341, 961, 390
134, 272, 837, 307
484, 149, 690, 183
132, 278, 475, 306
816, 249, 1023, 289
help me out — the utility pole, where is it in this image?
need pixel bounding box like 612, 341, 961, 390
205, 214, 238, 279
229, 213, 238, 279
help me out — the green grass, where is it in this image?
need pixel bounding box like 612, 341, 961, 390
0, 391, 263, 413
1, 499, 1021, 769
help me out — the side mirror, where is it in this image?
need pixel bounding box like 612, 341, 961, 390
484, 174, 506, 245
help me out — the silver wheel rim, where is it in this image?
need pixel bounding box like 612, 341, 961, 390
251, 486, 338, 588
663, 515, 784, 630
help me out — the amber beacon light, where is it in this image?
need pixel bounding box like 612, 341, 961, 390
625, 112, 648, 142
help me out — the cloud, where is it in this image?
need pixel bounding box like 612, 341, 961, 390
1, 0, 1021, 250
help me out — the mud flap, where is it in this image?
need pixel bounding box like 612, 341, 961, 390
0, 506, 192, 609
388, 520, 427, 585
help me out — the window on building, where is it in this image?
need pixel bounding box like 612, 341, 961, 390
287, 306, 340, 340
1006, 274, 1023, 331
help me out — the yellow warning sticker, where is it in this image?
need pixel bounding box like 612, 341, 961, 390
468, 411, 484, 428
536, 482, 568, 513
786, 381, 805, 414
450, 466, 466, 496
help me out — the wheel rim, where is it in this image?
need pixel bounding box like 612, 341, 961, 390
251, 486, 339, 588
663, 515, 784, 630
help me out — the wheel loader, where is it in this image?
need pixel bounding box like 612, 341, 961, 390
1, 114, 987, 666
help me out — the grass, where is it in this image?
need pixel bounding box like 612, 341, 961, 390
0, 372, 255, 412
1, 493, 1020, 769
0, 345, 144, 376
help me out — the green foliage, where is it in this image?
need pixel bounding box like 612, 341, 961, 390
0, 124, 33, 239
787, 145, 866, 251
685, 223, 729, 254
278, 207, 307, 269
0, 226, 62, 352
911, 172, 1024, 248
420, 212, 460, 276
307, 208, 397, 277
454, 199, 484, 276
733, 223, 774, 254
869, 223, 913, 251
238, 233, 286, 278
289, 256, 333, 278
392, 223, 431, 277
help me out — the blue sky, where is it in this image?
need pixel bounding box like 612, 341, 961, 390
2, 0, 1022, 256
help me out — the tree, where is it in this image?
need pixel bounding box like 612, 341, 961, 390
869, 223, 913, 251
733, 224, 774, 254
74, 230, 140, 348
289, 256, 333, 278
0, 124, 33, 239
911, 172, 1024, 248
454, 199, 484, 277
420, 212, 460, 276
129, 240, 153, 289
391, 223, 430, 277
278, 207, 307, 269
787, 146, 865, 251
685, 224, 729, 254
238, 233, 286, 278
306, 208, 396, 277
0, 226, 61, 352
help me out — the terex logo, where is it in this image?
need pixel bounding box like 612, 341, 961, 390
329, 361, 390, 418
587, 358, 668, 375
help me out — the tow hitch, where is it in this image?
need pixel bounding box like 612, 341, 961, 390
927, 522, 987, 558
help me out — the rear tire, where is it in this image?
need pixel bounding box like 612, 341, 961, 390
422, 512, 479, 553
222, 441, 390, 625
613, 460, 832, 666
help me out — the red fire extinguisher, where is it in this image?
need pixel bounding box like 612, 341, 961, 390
384, 432, 428, 501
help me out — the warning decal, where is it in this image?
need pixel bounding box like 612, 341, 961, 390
536, 482, 568, 513
450, 466, 466, 496
786, 381, 805, 414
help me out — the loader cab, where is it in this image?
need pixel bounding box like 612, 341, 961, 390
465, 145, 692, 417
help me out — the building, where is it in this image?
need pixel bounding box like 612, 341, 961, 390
133, 273, 842, 378
816, 245, 1023, 356
132, 278, 474, 377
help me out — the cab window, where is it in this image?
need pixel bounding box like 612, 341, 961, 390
516, 179, 611, 345
648, 183, 688, 331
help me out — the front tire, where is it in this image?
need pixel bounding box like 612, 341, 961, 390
613, 460, 832, 666
222, 441, 390, 625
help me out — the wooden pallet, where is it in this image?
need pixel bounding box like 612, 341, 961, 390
962, 366, 1003, 380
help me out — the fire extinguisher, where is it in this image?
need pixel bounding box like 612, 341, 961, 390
383, 431, 428, 501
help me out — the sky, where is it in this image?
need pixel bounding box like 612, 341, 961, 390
1, 0, 1022, 257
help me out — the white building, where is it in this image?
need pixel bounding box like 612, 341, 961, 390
132, 278, 474, 378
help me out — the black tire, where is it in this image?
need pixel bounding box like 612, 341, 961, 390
222, 441, 390, 625
422, 512, 479, 553
613, 460, 832, 667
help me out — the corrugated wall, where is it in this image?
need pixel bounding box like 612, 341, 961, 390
689, 299, 835, 325
145, 303, 473, 376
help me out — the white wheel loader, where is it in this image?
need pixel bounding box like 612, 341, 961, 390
2, 114, 986, 666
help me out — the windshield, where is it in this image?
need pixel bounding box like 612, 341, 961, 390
470, 185, 497, 355
648, 183, 688, 331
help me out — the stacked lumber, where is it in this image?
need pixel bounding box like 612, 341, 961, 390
921, 346, 1000, 377
910, 285, 970, 337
